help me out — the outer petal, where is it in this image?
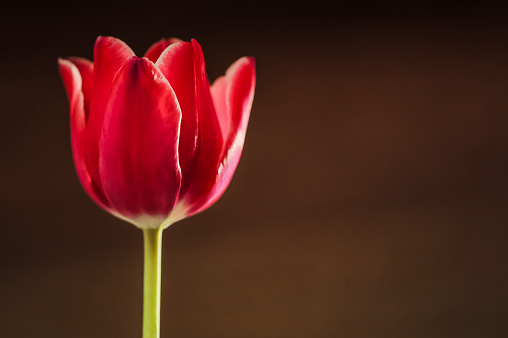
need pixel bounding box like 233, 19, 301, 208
87, 36, 135, 197
176, 40, 224, 215
191, 57, 256, 216
98, 57, 182, 229
144, 37, 183, 63
58, 58, 111, 210
156, 41, 198, 194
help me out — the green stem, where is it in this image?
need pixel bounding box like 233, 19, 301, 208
143, 228, 163, 338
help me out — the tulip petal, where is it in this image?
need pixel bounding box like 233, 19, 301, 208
87, 36, 135, 197
191, 57, 256, 215
156, 41, 198, 193
98, 57, 182, 228
144, 37, 183, 63
58, 58, 111, 210
176, 40, 224, 215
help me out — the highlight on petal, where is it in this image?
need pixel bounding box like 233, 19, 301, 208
58, 58, 111, 210
145, 37, 183, 63
191, 56, 256, 216
67, 57, 93, 120
59, 58, 80, 105
98, 56, 182, 229
156, 41, 199, 191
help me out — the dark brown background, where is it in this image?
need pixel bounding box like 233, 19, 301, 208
2, 2, 508, 337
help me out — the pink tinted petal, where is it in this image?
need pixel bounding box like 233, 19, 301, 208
144, 37, 183, 62
178, 39, 224, 214
156, 41, 198, 191
210, 75, 228, 139
87, 36, 135, 195
59, 58, 79, 103
191, 57, 256, 216
98, 57, 182, 226
58, 59, 111, 210
67, 57, 93, 120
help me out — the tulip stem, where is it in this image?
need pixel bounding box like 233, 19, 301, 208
142, 227, 163, 338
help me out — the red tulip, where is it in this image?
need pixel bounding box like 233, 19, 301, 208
59, 36, 256, 229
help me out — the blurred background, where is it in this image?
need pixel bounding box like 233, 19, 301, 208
1, 2, 508, 337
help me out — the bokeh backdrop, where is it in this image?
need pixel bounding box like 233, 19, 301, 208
2, 2, 508, 338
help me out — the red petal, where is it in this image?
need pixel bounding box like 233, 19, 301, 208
177, 40, 224, 213
87, 36, 135, 197
155, 41, 198, 193
98, 57, 182, 226
191, 57, 256, 215
144, 37, 183, 63
58, 58, 111, 210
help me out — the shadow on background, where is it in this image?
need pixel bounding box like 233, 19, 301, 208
1, 2, 507, 338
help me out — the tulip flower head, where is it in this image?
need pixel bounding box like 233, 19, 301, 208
59, 36, 256, 229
